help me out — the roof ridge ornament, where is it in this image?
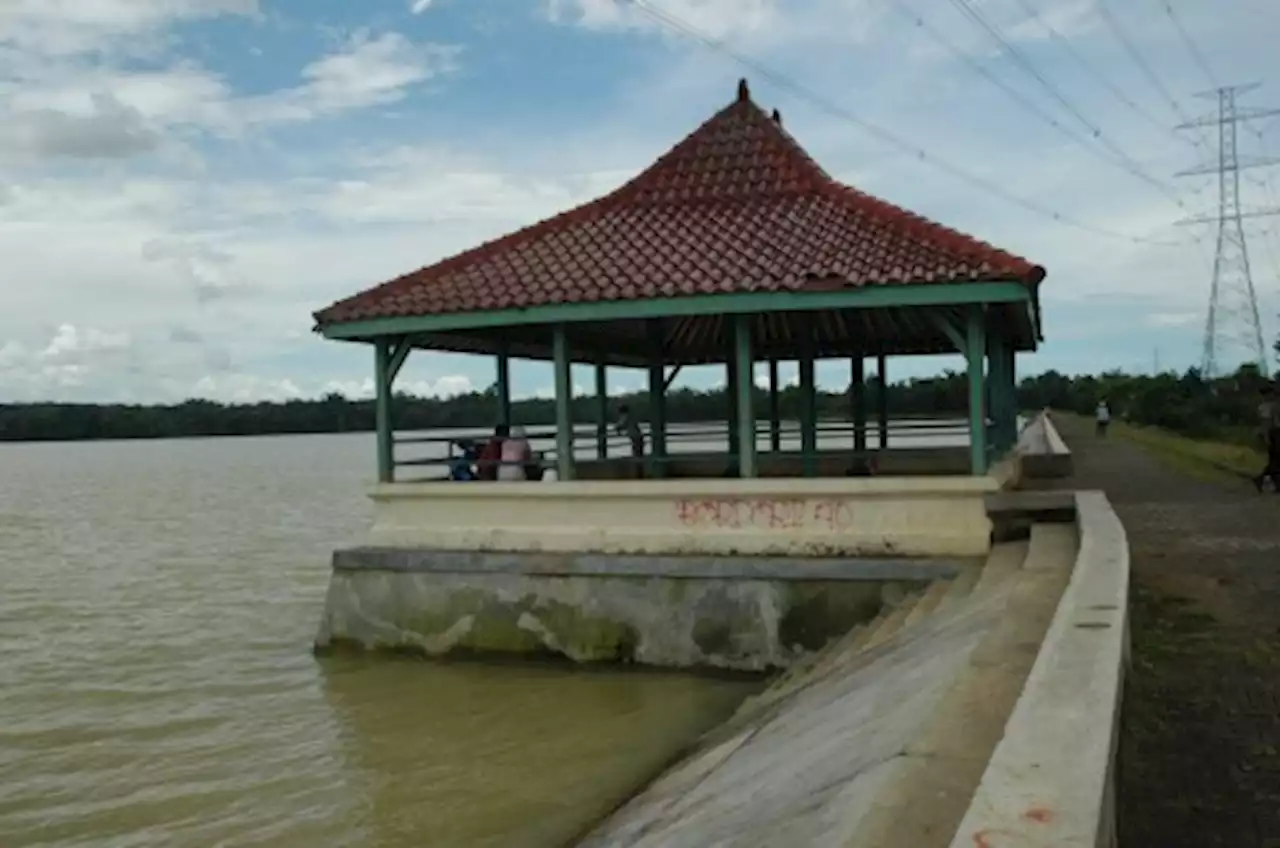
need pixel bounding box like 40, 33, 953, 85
771, 108, 782, 125
737, 78, 750, 102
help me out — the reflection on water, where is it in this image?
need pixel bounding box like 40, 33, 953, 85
0, 433, 757, 848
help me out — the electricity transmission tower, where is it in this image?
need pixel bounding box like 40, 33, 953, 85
1176, 84, 1280, 378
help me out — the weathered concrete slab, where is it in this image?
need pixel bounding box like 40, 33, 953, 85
364, 476, 997, 558
316, 570, 933, 671
1018, 412, 1074, 479
947, 492, 1129, 848
574, 587, 1018, 847
331, 547, 964, 582
575, 516, 1094, 848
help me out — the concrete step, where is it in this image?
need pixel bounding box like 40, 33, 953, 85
1024, 523, 1078, 573
934, 565, 982, 615
972, 540, 1029, 596
859, 591, 923, 652
901, 578, 953, 630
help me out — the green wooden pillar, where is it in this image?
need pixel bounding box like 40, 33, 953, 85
768, 358, 782, 453
965, 306, 988, 475
799, 339, 817, 477
595, 361, 608, 459
876, 354, 889, 450
374, 339, 395, 483
495, 343, 512, 429
552, 324, 575, 481
726, 356, 740, 460
851, 355, 866, 453
647, 319, 667, 478
986, 332, 1008, 453
1007, 346, 1019, 444
732, 314, 757, 478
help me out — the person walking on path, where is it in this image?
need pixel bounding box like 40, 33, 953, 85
1095, 399, 1111, 437
615, 404, 645, 479
1252, 385, 1280, 493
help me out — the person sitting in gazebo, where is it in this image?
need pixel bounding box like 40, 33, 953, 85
498, 426, 534, 481
476, 424, 508, 481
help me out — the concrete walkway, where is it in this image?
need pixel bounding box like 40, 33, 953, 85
1045, 416, 1280, 848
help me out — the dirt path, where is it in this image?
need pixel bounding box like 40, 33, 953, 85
1045, 415, 1280, 848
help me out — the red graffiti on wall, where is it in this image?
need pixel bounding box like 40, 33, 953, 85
673, 497, 807, 530
811, 498, 855, 531
674, 497, 847, 531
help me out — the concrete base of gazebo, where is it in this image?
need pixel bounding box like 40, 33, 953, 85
363, 474, 1000, 557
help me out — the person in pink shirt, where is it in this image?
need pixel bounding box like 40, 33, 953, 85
498, 425, 533, 481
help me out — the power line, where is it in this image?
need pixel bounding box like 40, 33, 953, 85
1158, 0, 1218, 90
1009, 0, 1186, 145
1095, 0, 1211, 148
944, 0, 1188, 210
623, 0, 1185, 248
885, 0, 1199, 206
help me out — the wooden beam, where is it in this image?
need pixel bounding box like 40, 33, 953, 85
768, 358, 781, 452
495, 342, 511, 428
552, 324, 575, 481
877, 354, 889, 450
733, 313, 757, 478
374, 339, 395, 483
320, 281, 1034, 340
799, 335, 817, 478
595, 361, 608, 460
966, 306, 988, 475
387, 335, 412, 383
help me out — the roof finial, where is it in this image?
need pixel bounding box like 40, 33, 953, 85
736, 78, 750, 102
771, 108, 782, 125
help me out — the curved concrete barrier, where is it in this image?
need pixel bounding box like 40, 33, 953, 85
574, 492, 1129, 847
947, 491, 1129, 848
1018, 411, 1074, 479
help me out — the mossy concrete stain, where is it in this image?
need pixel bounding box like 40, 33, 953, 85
318, 570, 912, 671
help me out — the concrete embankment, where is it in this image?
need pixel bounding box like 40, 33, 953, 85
574, 522, 1081, 847
315, 552, 959, 671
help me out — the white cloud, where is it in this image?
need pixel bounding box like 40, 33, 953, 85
0, 0, 261, 58
2, 0, 1278, 404
411, 0, 436, 12
323, 374, 474, 400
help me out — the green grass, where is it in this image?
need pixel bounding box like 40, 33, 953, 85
1111, 420, 1265, 482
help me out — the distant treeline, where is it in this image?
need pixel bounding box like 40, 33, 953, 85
0, 365, 1270, 443
1018, 364, 1272, 445
1, 375, 973, 442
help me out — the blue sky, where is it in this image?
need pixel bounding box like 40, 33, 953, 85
1, 0, 1278, 404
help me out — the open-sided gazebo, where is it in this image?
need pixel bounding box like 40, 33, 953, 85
314, 79, 1045, 484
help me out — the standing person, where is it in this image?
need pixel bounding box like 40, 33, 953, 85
615, 404, 645, 479
498, 426, 533, 481
1252, 386, 1280, 493
476, 424, 508, 481
1095, 399, 1111, 437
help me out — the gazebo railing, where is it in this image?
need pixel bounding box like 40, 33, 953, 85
388, 417, 975, 479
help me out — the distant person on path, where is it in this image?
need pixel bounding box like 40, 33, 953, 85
1095, 400, 1111, 437
498, 426, 533, 481
1252, 386, 1280, 493
477, 424, 508, 481
615, 404, 645, 478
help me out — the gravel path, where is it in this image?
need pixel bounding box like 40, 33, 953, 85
1046, 415, 1280, 848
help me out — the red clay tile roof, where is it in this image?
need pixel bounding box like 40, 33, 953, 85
314, 79, 1044, 327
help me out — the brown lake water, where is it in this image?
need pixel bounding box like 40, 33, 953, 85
0, 433, 758, 848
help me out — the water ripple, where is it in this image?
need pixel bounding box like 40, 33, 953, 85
0, 434, 757, 847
